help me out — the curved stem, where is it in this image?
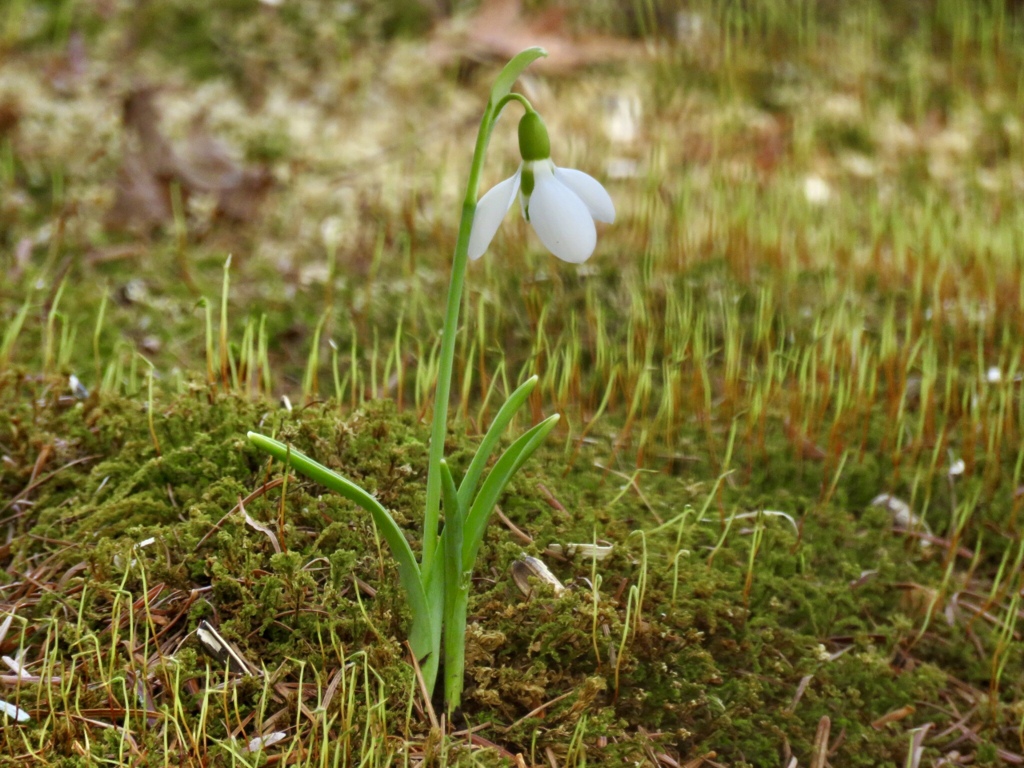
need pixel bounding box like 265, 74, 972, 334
422, 92, 537, 574
495, 92, 533, 115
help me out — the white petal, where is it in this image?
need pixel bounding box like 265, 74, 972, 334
528, 167, 597, 263
0, 697, 30, 722
468, 169, 521, 260
553, 167, 615, 223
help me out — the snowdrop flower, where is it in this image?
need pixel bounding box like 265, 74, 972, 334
469, 111, 615, 264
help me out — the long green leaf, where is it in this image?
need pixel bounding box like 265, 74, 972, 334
440, 460, 467, 713
421, 544, 445, 696
489, 47, 547, 108
247, 432, 433, 663
457, 375, 537, 512
461, 414, 560, 572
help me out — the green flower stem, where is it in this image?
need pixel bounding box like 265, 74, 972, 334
495, 92, 533, 115
421, 162, 484, 575
421, 48, 547, 575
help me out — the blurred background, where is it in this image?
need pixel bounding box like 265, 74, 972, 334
3, 0, 1024, 467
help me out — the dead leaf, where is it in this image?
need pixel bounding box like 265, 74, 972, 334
510, 555, 565, 598
0, 97, 23, 137
178, 123, 244, 191
783, 418, 826, 460
214, 166, 274, 222
242, 509, 282, 554
123, 87, 179, 179
107, 152, 172, 231
431, 0, 645, 75
871, 704, 916, 730
47, 31, 89, 95
106, 86, 272, 232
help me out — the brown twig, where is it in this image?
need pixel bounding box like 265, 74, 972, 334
497, 690, 575, 733
810, 715, 830, 768
406, 640, 438, 731
495, 505, 533, 545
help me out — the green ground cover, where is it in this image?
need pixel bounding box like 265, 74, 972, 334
2, 1, 1024, 765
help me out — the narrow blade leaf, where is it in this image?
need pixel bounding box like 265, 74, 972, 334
441, 461, 465, 603
457, 375, 538, 512
461, 414, 560, 572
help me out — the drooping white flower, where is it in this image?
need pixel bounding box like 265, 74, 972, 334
469, 112, 615, 264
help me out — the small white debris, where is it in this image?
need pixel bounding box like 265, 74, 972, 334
752, 510, 799, 535
850, 569, 879, 589
280, 395, 292, 413
0, 698, 30, 723
675, 11, 707, 44
604, 92, 641, 145
246, 731, 287, 753
841, 153, 877, 179
546, 542, 614, 561
298, 263, 330, 286
822, 94, 862, 121
803, 176, 832, 205
704, 510, 799, 536
871, 494, 932, 547
243, 511, 282, 554
1, 651, 31, 680
986, 366, 1003, 384
69, 375, 89, 399
948, 459, 965, 477
976, 169, 1003, 193
320, 217, 343, 250
511, 556, 566, 598
0, 613, 13, 646
114, 537, 157, 569
194, 621, 262, 676
605, 157, 641, 179
122, 278, 148, 304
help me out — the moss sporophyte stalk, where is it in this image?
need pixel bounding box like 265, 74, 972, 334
246, 48, 615, 715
